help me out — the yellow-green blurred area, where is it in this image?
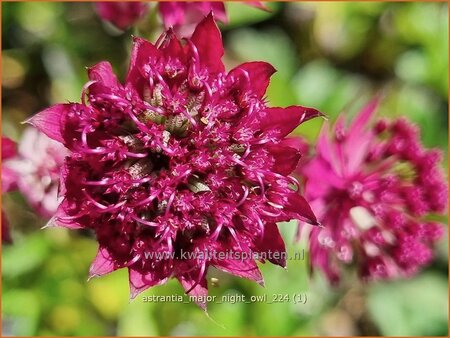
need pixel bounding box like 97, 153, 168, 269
2, 1, 448, 336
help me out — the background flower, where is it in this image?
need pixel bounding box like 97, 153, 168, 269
297, 100, 447, 284
158, 2, 266, 36
95, 1, 267, 36
5, 127, 68, 218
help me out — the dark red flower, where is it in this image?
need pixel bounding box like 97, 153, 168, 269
29, 15, 321, 308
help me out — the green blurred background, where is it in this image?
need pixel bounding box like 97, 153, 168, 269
2, 1, 448, 336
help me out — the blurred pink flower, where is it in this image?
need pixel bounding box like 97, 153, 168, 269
297, 99, 447, 284
159, 1, 267, 36
159, 2, 226, 26
6, 128, 68, 218
95, 1, 267, 35
28, 15, 321, 308
96, 2, 148, 30
2, 137, 18, 243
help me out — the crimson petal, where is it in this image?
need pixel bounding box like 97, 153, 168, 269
281, 137, 309, 153
230, 61, 276, 98
87, 61, 120, 88
129, 267, 168, 300
126, 36, 162, 91
161, 29, 186, 62
285, 192, 319, 225
260, 105, 323, 138
44, 200, 84, 230
213, 251, 264, 286
26, 104, 72, 143
89, 245, 116, 279
190, 13, 225, 74
209, 2, 227, 23
178, 272, 208, 310
268, 144, 301, 175
259, 222, 286, 267
349, 97, 380, 135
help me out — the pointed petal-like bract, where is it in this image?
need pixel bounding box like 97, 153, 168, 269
261, 105, 323, 138
259, 222, 287, 267
345, 99, 380, 174
316, 120, 344, 177
26, 104, 70, 143
230, 61, 276, 98
281, 137, 309, 153
208, 2, 227, 23
126, 36, 162, 91
129, 268, 168, 300
213, 249, 264, 286
178, 272, 208, 310
89, 245, 117, 279
190, 14, 225, 74
47, 202, 84, 229
160, 29, 186, 60
285, 193, 319, 225
88, 61, 120, 88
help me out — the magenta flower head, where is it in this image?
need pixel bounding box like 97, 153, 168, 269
28, 15, 321, 308
159, 1, 267, 36
2, 137, 18, 243
297, 99, 447, 284
5, 128, 68, 218
96, 2, 148, 30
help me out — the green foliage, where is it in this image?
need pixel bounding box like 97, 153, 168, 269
368, 273, 448, 336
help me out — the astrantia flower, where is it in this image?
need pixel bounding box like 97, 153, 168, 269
159, 2, 267, 35
28, 15, 321, 308
297, 100, 447, 284
5, 128, 68, 218
2, 137, 18, 243
96, 2, 148, 30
